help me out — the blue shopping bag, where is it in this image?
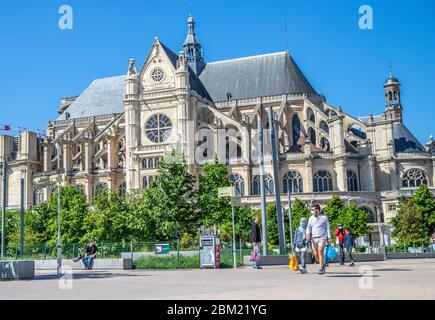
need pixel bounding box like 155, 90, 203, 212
326, 245, 337, 260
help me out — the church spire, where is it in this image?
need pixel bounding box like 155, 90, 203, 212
183, 14, 205, 75
384, 63, 402, 120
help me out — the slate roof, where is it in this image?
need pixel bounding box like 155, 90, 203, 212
56, 48, 316, 120
57, 76, 125, 120
393, 122, 425, 152
199, 51, 316, 102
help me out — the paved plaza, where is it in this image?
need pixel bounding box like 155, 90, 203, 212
1, 259, 434, 300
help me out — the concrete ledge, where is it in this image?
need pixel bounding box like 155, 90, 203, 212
387, 252, 435, 259
0, 260, 35, 280
34, 258, 133, 270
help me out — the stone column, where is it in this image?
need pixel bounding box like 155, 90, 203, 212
389, 162, 398, 190
84, 139, 94, 173
335, 158, 347, 191
63, 143, 72, 174
107, 136, 118, 170
43, 144, 51, 172
304, 158, 313, 193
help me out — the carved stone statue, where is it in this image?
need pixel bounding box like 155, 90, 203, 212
128, 58, 138, 76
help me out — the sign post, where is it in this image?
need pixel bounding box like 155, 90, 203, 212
218, 187, 240, 269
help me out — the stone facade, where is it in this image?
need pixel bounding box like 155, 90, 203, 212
1, 16, 434, 245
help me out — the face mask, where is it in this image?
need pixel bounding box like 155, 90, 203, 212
310, 210, 315, 216
300, 222, 307, 228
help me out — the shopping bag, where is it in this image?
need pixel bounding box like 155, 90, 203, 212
249, 249, 260, 263
289, 255, 299, 271
326, 245, 337, 260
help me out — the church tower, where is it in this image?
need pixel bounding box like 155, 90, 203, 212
183, 14, 205, 75
384, 69, 402, 120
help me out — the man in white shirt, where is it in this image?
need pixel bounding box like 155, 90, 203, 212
306, 204, 331, 274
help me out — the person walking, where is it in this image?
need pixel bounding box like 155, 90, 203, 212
306, 204, 331, 274
293, 217, 308, 274
344, 227, 355, 266
335, 223, 346, 265
249, 215, 262, 270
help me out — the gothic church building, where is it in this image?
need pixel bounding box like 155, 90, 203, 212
1, 15, 434, 245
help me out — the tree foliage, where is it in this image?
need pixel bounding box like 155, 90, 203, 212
391, 197, 429, 246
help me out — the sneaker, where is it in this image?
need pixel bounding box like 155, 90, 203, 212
299, 268, 307, 274
339, 262, 344, 266
349, 262, 355, 267
318, 268, 325, 274
256, 265, 263, 270
73, 254, 82, 263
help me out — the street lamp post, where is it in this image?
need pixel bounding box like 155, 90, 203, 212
287, 179, 293, 248
376, 202, 387, 260
20, 174, 25, 258
1, 160, 7, 259
55, 143, 62, 277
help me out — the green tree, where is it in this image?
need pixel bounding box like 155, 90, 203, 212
197, 156, 232, 232
44, 186, 90, 245
142, 148, 199, 240
324, 195, 345, 234
341, 202, 370, 237
290, 198, 310, 232
412, 184, 435, 237
391, 197, 429, 246
261, 203, 290, 245
85, 190, 149, 243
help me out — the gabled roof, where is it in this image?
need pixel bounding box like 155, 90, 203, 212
393, 122, 425, 152
57, 76, 125, 120
199, 51, 316, 102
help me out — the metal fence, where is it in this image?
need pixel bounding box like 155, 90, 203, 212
2, 241, 434, 261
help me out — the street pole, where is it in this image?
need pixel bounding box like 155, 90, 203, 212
287, 180, 293, 247
231, 203, 237, 269
376, 203, 387, 260
257, 115, 268, 256
1, 160, 7, 259
20, 177, 24, 258
55, 143, 62, 277
267, 107, 285, 255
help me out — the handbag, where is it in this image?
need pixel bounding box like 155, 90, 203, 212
249, 248, 260, 263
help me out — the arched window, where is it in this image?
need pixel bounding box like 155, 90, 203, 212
119, 182, 127, 196
307, 108, 315, 123
319, 121, 329, 134
95, 183, 108, 195
252, 175, 260, 195
308, 127, 317, 145
143, 176, 154, 188
313, 171, 333, 192
402, 169, 428, 188
230, 174, 245, 196
320, 137, 330, 151
265, 174, 274, 195
33, 189, 44, 206
292, 115, 301, 145
347, 170, 359, 191
360, 207, 376, 223
283, 171, 303, 194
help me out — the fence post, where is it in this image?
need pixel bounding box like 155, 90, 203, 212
177, 239, 180, 269
130, 242, 133, 261
101, 241, 104, 258
16, 244, 18, 260
44, 244, 46, 260
72, 243, 75, 259
239, 238, 242, 264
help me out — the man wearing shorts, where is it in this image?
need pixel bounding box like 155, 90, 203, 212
306, 204, 331, 274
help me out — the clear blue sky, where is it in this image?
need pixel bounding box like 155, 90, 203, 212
0, 0, 434, 143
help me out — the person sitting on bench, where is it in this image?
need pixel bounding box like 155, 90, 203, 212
74, 240, 98, 270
